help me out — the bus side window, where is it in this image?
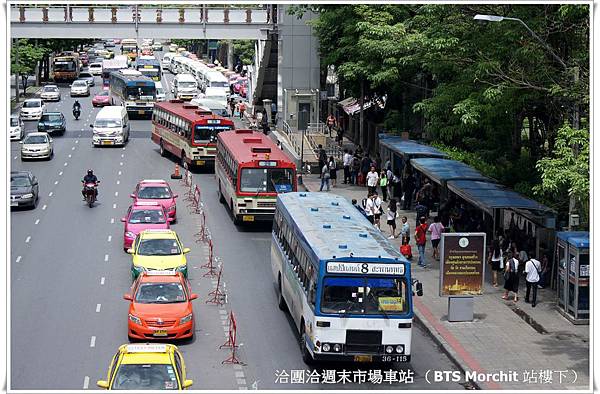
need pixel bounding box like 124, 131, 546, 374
308, 282, 316, 307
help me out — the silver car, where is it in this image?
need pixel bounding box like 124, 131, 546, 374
20, 98, 46, 121
70, 80, 90, 97
20, 132, 54, 160
40, 84, 61, 102
10, 115, 25, 140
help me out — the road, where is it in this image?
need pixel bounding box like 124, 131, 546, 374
9, 54, 465, 390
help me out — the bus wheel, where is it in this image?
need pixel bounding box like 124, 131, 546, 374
159, 140, 167, 157
300, 323, 314, 365
218, 182, 225, 203
277, 275, 287, 311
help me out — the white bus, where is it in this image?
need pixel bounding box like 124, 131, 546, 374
202, 71, 230, 98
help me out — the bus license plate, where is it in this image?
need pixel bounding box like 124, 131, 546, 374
354, 355, 372, 362
381, 355, 408, 362
153, 330, 168, 337
242, 215, 254, 222
196, 160, 205, 165
102, 140, 113, 145
138, 110, 145, 115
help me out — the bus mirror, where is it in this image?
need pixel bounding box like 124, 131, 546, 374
416, 282, 423, 296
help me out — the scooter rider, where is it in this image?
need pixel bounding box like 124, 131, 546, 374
73, 100, 81, 118
82, 169, 99, 200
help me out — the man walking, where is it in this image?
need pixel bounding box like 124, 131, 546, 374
524, 253, 542, 307
415, 217, 428, 268
342, 149, 352, 184
366, 166, 379, 196
317, 144, 327, 177
415, 200, 428, 228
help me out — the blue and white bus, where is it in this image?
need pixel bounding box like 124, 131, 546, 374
108, 71, 156, 118
272, 192, 422, 364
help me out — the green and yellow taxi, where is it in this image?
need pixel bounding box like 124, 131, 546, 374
127, 229, 190, 280
97, 343, 193, 390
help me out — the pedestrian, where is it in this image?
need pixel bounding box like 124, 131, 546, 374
488, 239, 504, 287
366, 166, 379, 196
355, 144, 364, 158
392, 169, 402, 200
524, 252, 542, 307
328, 156, 337, 187
326, 114, 336, 137
271, 101, 277, 125
238, 101, 246, 119
319, 161, 330, 191
538, 253, 549, 289
342, 149, 352, 184
317, 144, 327, 177
360, 155, 371, 186
399, 216, 410, 243
402, 169, 415, 210
375, 153, 382, 173
372, 192, 383, 230
386, 198, 398, 239
502, 251, 520, 302
336, 126, 344, 147
364, 193, 375, 224
400, 235, 413, 260
417, 179, 433, 211
427, 216, 445, 260
415, 217, 428, 268
229, 98, 236, 116
379, 170, 388, 201
415, 200, 428, 228
351, 154, 361, 185
384, 158, 391, 172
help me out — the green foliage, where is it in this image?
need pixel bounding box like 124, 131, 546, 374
230, 40, 255, 65
11, 39, 44, 77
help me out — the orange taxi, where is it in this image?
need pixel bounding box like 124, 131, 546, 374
124, 271, 197, 341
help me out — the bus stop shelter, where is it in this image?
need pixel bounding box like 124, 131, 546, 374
378, 135, 448, 174
556, 231, 589, 324
410, 157, 492, 188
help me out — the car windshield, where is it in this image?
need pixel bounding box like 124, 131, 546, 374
240, 168, 294, 193
95, 118, 122, 128
23, 135, 48, 144
206, 95, 226, 102
321, 276, 408, 315
193, 125, 233, 143
97, 91, 109, 97
53, 61, 76, 71
80, 73, 92, 78
137, 239, 181, 256
178, 81, 196, 89
129, 209, 166, 224
135, 283, 186, 303
43, 86, 59, 92
23, 101, 41, 108
210, 81, 229, 88
10, 118, 19, 127
111, 364, 179, 390
11, 176, 31, 187
156, 88, 165, 95
138, 186, 171, 199
91, 63, 102, 68
41, 114, 62, 122
73, 81, 87, 87
126, 86, 155, 101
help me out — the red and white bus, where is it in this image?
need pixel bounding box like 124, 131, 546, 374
216, 130, 297, 224
151, 99, 235, 168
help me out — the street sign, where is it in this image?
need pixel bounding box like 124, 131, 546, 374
439, 233, 486, 297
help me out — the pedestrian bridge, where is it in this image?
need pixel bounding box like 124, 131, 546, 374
10, 5, 274, 39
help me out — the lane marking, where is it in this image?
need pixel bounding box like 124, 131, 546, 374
121, 154, 124, 158
68, 154, 72, 158
118, 171, 122, 175
59, 171, 63, 176
13, 156, 17, 160
119, 162, 123, 166
42, 204, 47, 210
235, 371, 245, 378
107, 235, 112, 242
16, 256, 22, 263
122, 147, 126, 151
25, 236, 31, 243
104, 254, 109, 262
48, 192, 53, 197
100, 277, 105, 285
96, 304, 101, 313
116, 180, 120, 185
113, 203, 117, 209
64, 162, 68, 166
75, 140, 79, 144
54, 180, 59, 185
90, 336, 96, 347
34, 219, 40, 225
110, 218, 115, 224
71, 146, 75, 150
83, 376, 90, 389
115, 192, 119, 197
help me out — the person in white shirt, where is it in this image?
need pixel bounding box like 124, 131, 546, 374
371, 192, 383, 230
366, 166, 379, 196
524, 253, 541, 307
343, 149, 353, 184
364, 194, 375, 224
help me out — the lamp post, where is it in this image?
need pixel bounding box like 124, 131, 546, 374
474, 14, 580, 230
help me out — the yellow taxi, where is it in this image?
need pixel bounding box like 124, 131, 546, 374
97, 343, 193, 390
127, 229, 190, 281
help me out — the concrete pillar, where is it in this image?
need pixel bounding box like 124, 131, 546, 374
227, 40, 234, 70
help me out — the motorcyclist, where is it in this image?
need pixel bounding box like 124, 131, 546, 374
82, 169, 99, 200
73, 100, 81, 118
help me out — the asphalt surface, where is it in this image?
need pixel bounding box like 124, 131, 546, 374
10, 54, 464, 390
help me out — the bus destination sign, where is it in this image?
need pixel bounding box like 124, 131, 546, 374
258, 160, 278, 167
326, 262, 405, 276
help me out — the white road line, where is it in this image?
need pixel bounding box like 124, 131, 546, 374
113, 203, 117, 209
90, 336, 96, 347
118, 171, 122, 175
110, 218, 115, 224
235, 371, 245, 378
119, 162, 123, 166
71, 146, 75, 150
96, 304, 101, 313
68, 154, 72, 158
100, 277, 105, 285
54, 180, 58, 185
25, 236, 31, 243
122, 147, 126, 150
117, 180, 120, 185
34, 219, 40, 225
48, 192, 53, 197
115, 192, 119, 197
59, 171, 63, 176
104, 254, 109, 262
42, 204, 47, 210
75, 140, 79, 144
107, 235, 112, 242
83, 376, 90, 389
64, 162, 68, 166
13, 156, 17, 160
121, 154, 124, 158
16, 256, 22, 263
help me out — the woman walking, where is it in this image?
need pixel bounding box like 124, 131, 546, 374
502, 251, 520, 302
386, 198, 398, 239
379, 170, 388, 202
328, 156, 337, 187
427, 216, 445, 260
488, 239, 504, 287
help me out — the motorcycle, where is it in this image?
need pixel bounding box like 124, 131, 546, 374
82, 180, 99, 208
73, 107, 81, 120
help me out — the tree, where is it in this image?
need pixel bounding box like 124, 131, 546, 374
11, 39, 44, 93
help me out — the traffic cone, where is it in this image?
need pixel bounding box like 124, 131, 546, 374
171, 163, 183, 179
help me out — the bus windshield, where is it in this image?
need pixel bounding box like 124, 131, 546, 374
320, 276, 408, 315
54, 61, 76, 71
194, 125, 233, 143
240, 168, 294, 193
141, 69, 160, 79
126, 86, 155, 101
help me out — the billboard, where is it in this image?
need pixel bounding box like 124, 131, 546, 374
439, 233, 486, 296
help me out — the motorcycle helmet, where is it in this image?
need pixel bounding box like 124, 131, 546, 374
87, 169, 93, 176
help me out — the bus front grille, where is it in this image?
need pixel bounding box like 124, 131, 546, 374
345, 330, 382, 354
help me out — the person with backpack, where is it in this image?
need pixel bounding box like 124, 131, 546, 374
415, 217, 428, 268
502, 251, 520, 302
524, 252, 542, 307
415, 200, 428, 227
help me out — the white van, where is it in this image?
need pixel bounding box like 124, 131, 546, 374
162, 52, 176, 72
190, 61, 210, 87
201, 87, 228, 108
91, 106, 130, 146
170, 56, 185, 74
155, 81, 166, 102
204, 71, 230, 98
172, 74, 198, 101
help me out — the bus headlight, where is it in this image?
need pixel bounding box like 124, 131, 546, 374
395, 345, 404, 354
333, 344, 342, 352
322, 343, 330, 352
385, 345, 394, 354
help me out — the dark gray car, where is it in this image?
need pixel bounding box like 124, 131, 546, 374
79, 71, 96, 87
10, 171, 39, 209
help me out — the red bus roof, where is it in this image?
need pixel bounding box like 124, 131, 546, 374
218, 130, 295, 167
154, 99, 233, 125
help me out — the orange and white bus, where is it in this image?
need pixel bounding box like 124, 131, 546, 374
216, 130, 297, 224
151, 99, 235, 169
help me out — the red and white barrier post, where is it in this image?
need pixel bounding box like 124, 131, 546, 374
206, 264, 225, 305
220, 311, 244, 365
201, 239, 217, 277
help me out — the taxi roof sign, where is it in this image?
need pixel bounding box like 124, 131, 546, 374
125, 344, 168, 353
144, 270, 177, 276
141, 179, 167, 183
133, 201, 161, 207
142, 229, 174, 234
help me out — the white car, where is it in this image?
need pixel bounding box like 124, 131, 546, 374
20, 132, 53, 160
70, 80, 90, 97
10, 115, 25, 140
89, 62, 103, 76
155, 81, 166, 102
40, 85, 61, 102
169, 43, 178, 52
152, 42, 163, 51
20, 98, 45, 121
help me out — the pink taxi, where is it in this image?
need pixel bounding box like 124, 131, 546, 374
121, 202, 173, 251
130, 179, 179, 222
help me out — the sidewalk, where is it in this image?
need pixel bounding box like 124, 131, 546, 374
300, 174, 590, 390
